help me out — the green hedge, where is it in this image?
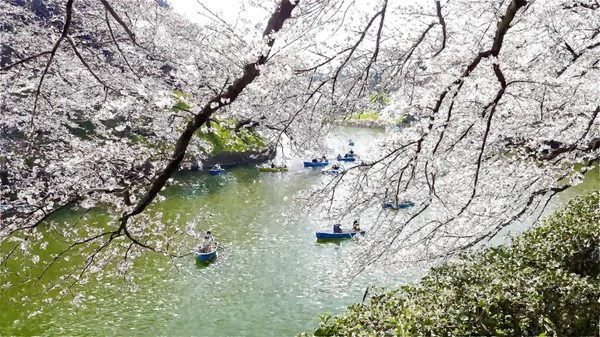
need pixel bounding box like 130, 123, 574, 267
303, 191, 600, 336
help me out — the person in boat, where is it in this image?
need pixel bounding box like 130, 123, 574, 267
213, 164, 221, 170
320, 155, 327, 162
386, 199, 398, 209
200, 231, 215, 253
344, 153, 349, 158
337, 154, 342, 160
333, 223, 343, 233
311, 158, 318, 163
352, 220, 360, 232
332, 163, 340, 170
349, 149, 354, 156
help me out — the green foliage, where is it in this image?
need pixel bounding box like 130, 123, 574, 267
395, 114, 416, 126
195, 120, 266, 155
68, 120, 96, 140
303, 192, 600, 336
130, 134, 174, 155
369, 91, 391, 107
170, 91, 267, 154
348, 111, 380, 122
171, 90, 194, 112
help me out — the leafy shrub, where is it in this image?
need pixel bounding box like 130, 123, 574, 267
303, 191, 600, 336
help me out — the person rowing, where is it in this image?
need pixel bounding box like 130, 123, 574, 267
198, 231, 215, 253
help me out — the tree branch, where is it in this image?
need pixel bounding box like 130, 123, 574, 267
31, 0, 75, 119
0, 51, 52, 72
99, 0, 137, 44
433, 0, 447, 57
117, 0, 299, 237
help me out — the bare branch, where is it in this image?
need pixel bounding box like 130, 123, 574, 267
31, 0, 75, 120
0, 51, 52, 72
433, 0, 447, 57
99, 0, 137, 44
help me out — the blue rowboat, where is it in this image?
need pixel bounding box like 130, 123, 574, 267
196, 243, 218, 262
322, 169, 342, 175
315, 230, 365, 239
304, 160, 329, 167
209, 169, 225, 175
337, 157, 355, 162
383, 201, 415, 209
349, 142, 354, 146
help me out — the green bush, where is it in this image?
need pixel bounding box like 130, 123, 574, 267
171, 91, 267, 154
303, 191, 600, 336
195, 121, 266, 154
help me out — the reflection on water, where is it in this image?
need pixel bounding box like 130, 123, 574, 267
1, 127, 401, 337
1, 127, 597, 337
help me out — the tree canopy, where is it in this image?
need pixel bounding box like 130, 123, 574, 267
1, 0, 599, 306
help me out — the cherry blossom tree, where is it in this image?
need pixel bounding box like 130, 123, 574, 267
293, 0, 600, 274
0, 0, 301, 297
0, 0, 598, 307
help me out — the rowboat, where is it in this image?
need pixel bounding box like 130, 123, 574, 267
196, 243, 218, 262
383, 201, 415, 209
304, 160, 329, 167
209, 169, 226, 175
315, 230, 365, 239
322, 168, 342, 175
258, 167, 288, 172
349, 141, 355, 146
337, 157, 356, 162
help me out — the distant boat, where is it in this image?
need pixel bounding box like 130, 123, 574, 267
196, 243, 218, 262
304, 160, 329, 167
383, 201, 415, 209
209, 168, 226, 175
315, 230, 365, 239
348, 141, 355, 146
258, 166, 288, 172
322, 168, 343, 175
337, 156, 356, 162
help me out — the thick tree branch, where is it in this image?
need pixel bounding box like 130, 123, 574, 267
99, 0, 137, 44
364, 0, 388, 81
564, 42, 581, 60
117, 0, 299, 237
31, 0, 75, 118
433, 0, 447, 57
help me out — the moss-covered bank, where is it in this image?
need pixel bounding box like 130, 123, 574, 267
172, 92, 275, 169
302, 191, 600, 336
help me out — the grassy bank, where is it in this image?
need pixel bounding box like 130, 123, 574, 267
302, 191, 600, 336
